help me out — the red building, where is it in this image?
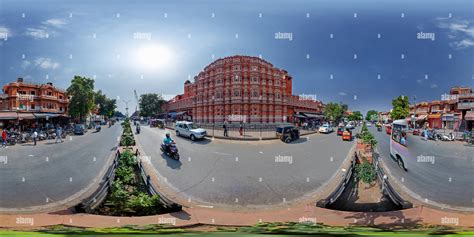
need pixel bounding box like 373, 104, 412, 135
164, 55, 323, 123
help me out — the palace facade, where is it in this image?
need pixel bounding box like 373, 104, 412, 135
163, 55, 324, 123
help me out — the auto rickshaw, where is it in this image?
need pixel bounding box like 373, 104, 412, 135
156, 119, 165, 129
376, 123, 382, 132
342, 128, 352, 141
276, 125, 300, 143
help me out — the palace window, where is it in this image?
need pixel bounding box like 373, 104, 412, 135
252, 90, 259, 98
233, 90, 241, 97
251, 66, 258, 71
233, 74, 241, 82
251, 76, 259, 83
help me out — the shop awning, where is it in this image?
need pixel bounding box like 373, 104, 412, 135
294, 114, 307, 119
465, 111, 474, 121
416, 114, 428, 121
17, 112, 35, 120
33, 113, 60, 119
0, 112, 18, 120
301, 112, 324, 119
428, 114, 441, 119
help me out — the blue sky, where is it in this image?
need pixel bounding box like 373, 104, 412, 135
0, 0, 473, 114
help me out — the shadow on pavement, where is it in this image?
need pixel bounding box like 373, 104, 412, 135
160, 153, 182, 170
189, 138, 212, 145
343, 209, 422, 229
170, 210, 191, 220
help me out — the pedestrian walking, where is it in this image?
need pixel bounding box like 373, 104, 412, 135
32, 130, 38, 146
239, 123, 243, 136
1, 129, 7, 148
223, 122, 228, 137
55, 126, 63, 143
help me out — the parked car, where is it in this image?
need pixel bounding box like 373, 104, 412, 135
175, 121, 207, 141
337, 127, 344, 136
276, 125, 300, 143
74, 124, 86, 135
318, 124, 334, 134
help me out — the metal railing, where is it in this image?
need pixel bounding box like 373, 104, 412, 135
374, 156, 412, 209
136, 149, 182, 212
76, 150, 120, 213
316, 152, 356, 207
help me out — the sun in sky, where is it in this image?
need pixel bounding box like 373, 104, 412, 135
131, 44, 174, 71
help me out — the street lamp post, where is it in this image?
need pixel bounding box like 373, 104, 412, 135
123, 99, 131, 118
413, 95, 417, 129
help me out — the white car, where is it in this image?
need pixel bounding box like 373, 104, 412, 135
345, 123, 355, 129
318, 124, 334, 133
175, 121, 207, 141
366, 122, 372, 127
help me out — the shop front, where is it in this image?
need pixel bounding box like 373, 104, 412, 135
427, 113, 442, 129
442, 113, 459, 130
465, 111, 474, 131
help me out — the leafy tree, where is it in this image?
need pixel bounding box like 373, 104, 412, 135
323, 103, 344, 122
109, 180, 129, 212
390, 96, 410, 120
94, 90, 117, 118
127, 193, 161, 215
139, 93, 165, 117
366, 110, 379, 122
67, 76, 95, 122
348, 111, 363, 121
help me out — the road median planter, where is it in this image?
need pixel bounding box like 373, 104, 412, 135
76, 118, 181, 216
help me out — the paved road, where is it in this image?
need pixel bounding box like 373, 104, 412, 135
136, 125, 355, 208
0, 125, 122, 210
371, 127, 474, 209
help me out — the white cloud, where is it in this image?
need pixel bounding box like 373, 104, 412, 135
451, 39, 474, 49
21, 60, 31, 69
43, 18, 66, 28
437, 18, 474, 49
25, 28, 49, 39
338, 92, 347, 96
24, 18, 66, 39
430, 84, 438, 88
34, 57, 59, 70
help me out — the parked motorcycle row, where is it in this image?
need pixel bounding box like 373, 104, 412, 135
417, 129, 457, 142
3, 127, 72, 146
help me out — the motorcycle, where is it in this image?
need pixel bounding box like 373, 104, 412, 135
136, 126, 140, 134
440, 132, 455, 141
96, 125, 101, 132
160, 142, 180, 160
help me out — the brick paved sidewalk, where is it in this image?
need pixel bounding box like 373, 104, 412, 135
1, 204, 473, 229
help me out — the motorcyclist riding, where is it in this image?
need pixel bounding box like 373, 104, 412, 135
163, 132, 174, 153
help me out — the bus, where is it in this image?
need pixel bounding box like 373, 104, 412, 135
390, 119, 410, 171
